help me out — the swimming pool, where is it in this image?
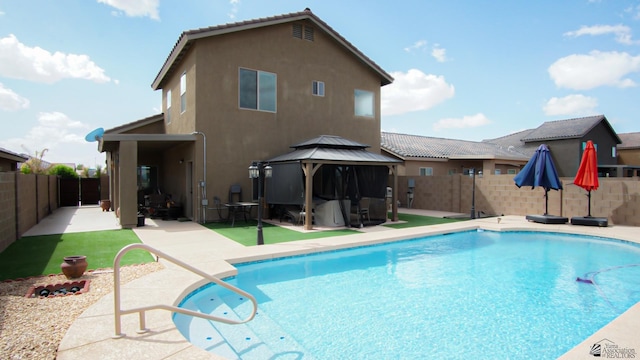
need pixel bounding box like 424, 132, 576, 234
174, 230, 640, 359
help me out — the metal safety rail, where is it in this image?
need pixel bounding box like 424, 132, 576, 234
113, 243, 257, 337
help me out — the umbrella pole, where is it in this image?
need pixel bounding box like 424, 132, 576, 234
587, 190, 592, 217
544, 189, 549, 215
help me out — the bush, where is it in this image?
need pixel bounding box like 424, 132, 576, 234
48, 164, 78, 178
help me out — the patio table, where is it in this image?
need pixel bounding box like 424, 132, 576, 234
224, 202, 258, 226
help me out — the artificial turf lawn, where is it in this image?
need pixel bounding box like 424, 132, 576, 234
205, 214, 465, 246
382, 213, 465, 229
0, 229, 154, 281
204, 220, 359, 246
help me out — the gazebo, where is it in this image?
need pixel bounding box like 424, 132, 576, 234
265, 135, 401, 229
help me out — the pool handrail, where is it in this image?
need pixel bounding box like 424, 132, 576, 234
113, 243, 257, 338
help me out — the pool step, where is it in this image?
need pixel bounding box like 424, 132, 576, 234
178, 292, 312, 359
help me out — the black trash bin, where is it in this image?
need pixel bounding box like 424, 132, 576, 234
137, 214, 145, 227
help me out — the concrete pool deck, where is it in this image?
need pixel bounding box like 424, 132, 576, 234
45, 207, 640, 359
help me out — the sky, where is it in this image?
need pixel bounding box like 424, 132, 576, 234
1, 0, 640, 167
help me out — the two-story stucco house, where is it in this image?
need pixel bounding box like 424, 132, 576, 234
99, 9, 400, 229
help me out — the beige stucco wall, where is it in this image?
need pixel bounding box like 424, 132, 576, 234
158, 20, 385, 221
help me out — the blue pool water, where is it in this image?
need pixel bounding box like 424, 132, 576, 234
174, 231, 640, 359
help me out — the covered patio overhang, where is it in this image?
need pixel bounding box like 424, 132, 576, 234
99, 133, 197, 228
266, 136, 401, 230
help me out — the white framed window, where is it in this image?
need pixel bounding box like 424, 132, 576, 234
166, 89, 171, 124
239, 68, 277, 112
354, 89, 374, 117
507, 169, 517, 175
612, 146, 616, 158
180, 72, 186, 113
312, 81, 324, 96
419, 167, 433, 176
494, 169, 501, 175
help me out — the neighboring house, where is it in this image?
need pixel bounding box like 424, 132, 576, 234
0, 147, 28, 172
484, 115, 621, 177
99, 9, 399, 228
380, 132, 529, 177
616, 132, 640, 176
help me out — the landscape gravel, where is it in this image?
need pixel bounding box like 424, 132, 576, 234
0, 262, 164, 360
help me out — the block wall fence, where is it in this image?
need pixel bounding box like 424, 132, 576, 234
395, 174, 640, 226
0, 173, 59, 252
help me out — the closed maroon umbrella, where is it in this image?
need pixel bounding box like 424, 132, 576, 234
573, 140, 599, 216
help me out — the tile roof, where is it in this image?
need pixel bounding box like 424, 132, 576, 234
0, 147, 29, 162
483, 115, 621, 156
617, 132, 640, 149
381, 132, 529, 160
520, 115, 614, 142
151, 8, 393, 90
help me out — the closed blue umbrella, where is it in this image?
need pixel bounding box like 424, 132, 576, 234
514, 144, 563, 215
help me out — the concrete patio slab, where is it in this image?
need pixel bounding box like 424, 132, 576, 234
46, 207, 640, 359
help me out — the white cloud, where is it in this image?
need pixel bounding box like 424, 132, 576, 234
431, 44, 447, 62
404, 40, 427, 53
228, 0, 240, 19
543, 94, 598, 116
433, 113, 491, 131
97, 0, 159, 20
0, 83, 29, 111
0, 34, 111, 84
381, 69, 455, 116
0, 111, 102, 164
548, 50, 640, 90
564, 24, 639, 45
624, 5, 640, 20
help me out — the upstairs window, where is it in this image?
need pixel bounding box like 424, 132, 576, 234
180, 72, 186, 113
312, 81, 325, 96
239, 68, 277, 112
354, 89, 374, 117
166, 89, 172, 124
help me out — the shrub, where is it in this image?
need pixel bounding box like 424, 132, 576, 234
48, 164, 78, 179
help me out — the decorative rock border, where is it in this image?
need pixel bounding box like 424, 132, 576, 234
25, 279, 91, 298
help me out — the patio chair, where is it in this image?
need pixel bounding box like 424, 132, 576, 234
358, 197, 370, 223
213, 196, 228, 222
298, 203, 314, 226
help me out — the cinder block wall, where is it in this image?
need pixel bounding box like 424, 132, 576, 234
0, 174, 59, 252
0, 173, 17, 252
396, 174, 640, 226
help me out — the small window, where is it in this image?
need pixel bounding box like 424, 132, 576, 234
494, 169, 501, 175
239, 68, 277, 112
354, 89, 374, 117
612, 146, 616, 158
448, 169, 457, 175
180, 72, 186, 113
507, 169, 516, 175
312, 81, 325, 96
166, 89, 172, 124
419, 167, 433, 176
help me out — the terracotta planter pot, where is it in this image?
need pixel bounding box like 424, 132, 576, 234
61, 256, 88, 279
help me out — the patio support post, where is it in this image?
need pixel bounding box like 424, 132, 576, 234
192, 131, 206, 223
